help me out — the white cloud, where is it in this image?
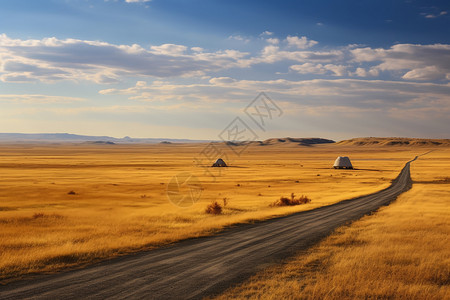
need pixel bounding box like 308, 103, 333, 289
0, 34, 248, 82
191, 47, 203, 52
125, 0, 151, 3
351, 43, 450, 81
0, 94, 85, 104
290, 63, 328, 75
290, 63, 347, 76
150, 44, 187, 55
1, 32, 449, 139
208, 77, 236, 85
260, 31, 273, 36
266, 38, 279, 45
402, 66, 445, 81
422, 11, 447, 18
227, 35, 250, 43
99, 78, 450, 112
87, 75, 445, 139
1, 34, 450, 84
286, 36, 318, 49
6, 76, 445, 139
353, 67, 379, 77
248, 45, 344, 66
94, 77, 450, 138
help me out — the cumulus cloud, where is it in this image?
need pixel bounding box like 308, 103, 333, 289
248, 46, 344, 66
100, 77, 450, 111
260, 31, 273, 36
191, 47, 203, 52
351, 43, 450, 81
2, 32, 448, 139
94, 75, 450, 138
353, 67, 379, 77
228, 35, 250, 43
150, 44, 187, 55
290, 63, 347, 76
0, 34, 248, 82
1, 34, 450, 83
286, 36, 318, 49
266, 38, 279, 45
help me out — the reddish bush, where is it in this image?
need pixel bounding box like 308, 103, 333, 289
205, 201, 223, 214
270, 193, 311, 207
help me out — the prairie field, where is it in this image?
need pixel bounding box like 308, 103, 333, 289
212, 148, 450, 299
0, 142, 439, 283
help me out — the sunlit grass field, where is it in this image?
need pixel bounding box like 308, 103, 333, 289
0, 142, 429, 282
212, 149, 450, 300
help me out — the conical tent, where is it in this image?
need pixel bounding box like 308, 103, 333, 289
212, 158, 227, 167
333, 156, 353, 169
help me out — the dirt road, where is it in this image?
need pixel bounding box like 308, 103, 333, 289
0, 158, 415, 299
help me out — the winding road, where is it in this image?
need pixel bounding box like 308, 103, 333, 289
0, 157, 416, 300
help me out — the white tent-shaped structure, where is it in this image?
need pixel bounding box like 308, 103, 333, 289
333, 156, 353, 169
212, 158, 227, 167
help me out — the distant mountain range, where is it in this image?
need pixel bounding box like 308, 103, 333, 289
4, 134, 446, 147
0, 133, 339, 145
0, 133, 209, 144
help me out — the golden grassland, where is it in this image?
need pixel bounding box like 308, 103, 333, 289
211, 149, 450, 300
0, 142, 437, 283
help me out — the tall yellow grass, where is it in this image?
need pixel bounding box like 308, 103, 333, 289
0, 143, 429, 282
212, 149, 450, 299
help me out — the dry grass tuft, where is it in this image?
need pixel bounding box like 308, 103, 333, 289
270, 193, 311, 207
205, 201, 223, 215
32, 213, 65, 220
32, 212, 45, 219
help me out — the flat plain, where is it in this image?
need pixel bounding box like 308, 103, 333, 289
0, 141, 444, 285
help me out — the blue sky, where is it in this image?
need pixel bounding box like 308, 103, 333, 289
0, 0, 449, 140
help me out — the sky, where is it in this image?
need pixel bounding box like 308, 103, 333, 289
0, 0, 449, 141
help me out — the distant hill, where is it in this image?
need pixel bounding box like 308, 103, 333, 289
0, 133, 209, 144
84, 141, 116, 145
338, 137, 450, 146
223, 137, 335, 147
256, 137, 335, 146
